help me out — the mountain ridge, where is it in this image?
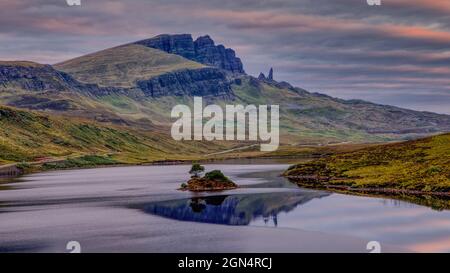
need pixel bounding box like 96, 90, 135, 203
1, 33, 449, 145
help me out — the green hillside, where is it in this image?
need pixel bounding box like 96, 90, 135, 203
284, 133, 450, 192
40, 75, 448, 146
232, 77, 387, 144
2, 71, 448, 146
0, 105, 228, 166
55, 44, 205, 88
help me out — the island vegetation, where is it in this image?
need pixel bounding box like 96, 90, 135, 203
180, 164, 238, 191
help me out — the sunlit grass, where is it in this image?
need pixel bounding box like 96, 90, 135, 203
285, 134, 450, 192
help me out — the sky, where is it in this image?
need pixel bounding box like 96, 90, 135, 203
0, 0, 449, 114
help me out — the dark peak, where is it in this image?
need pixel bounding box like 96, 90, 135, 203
258, 72, 266, 80
193, 34, 244, 74
134, 34, 196, 59
194, 35, 214, 46
134, 34, 245, 74
268, 67, 274, 81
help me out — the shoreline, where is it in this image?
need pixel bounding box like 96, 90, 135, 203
285, 175, 450, 198
0, 155, 301, 178
4, 158, 449, 208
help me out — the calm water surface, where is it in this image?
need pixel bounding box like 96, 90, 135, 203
0, 163, 450, 252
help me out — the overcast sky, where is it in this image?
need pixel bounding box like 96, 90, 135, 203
0, 0, 449, 114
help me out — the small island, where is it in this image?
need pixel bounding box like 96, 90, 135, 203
179, 163, 238, 191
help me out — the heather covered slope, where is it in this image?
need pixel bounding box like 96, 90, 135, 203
284, 133, 450, 192
0, 106, 228, 165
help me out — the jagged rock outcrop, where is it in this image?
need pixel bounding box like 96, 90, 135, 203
135, 34, 245, 74
255, 68, 295, 90
268, 68, 274, 81
136, 67, 233, 98
258, 68, 274, 82
193, 35, 244, 74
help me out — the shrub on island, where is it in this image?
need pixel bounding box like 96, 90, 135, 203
180, 164, 237, 191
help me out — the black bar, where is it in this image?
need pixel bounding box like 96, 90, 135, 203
0, 253, 447, 272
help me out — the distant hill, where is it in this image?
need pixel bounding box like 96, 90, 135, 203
232, 76, 450, 143
0, 34, 449, 146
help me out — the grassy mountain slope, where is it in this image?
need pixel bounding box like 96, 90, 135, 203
55, 44, 205, 88
0, 105, 229, 166
3, 72, 448, 146
0, 61, 43, 67
232, 77, 450, 144
59, 75, 449, 145
284, 133, 450, 192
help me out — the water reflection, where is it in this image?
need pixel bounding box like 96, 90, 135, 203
287, 179, 450, 211
0, 177, 19, 191
143, 191, 330, 226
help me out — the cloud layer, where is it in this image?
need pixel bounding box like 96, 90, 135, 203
0, 0, 449, 113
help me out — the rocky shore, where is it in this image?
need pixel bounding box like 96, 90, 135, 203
180, 176, 238, 192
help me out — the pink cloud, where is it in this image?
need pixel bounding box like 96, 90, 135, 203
202, 9, 450, 44
391, 0, 450, 13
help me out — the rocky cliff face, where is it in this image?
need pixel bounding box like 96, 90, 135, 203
0, 35, 240, 99
0, 62, 234, 99
0, 62, 78, 92
136, 67, 233, 98
193, 35, 244, 74
0, 62, 128, 96
135, 34, 245, 74
134, 34, 196, 60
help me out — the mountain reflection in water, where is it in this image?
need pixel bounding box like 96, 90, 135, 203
143, 191, 329, 226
